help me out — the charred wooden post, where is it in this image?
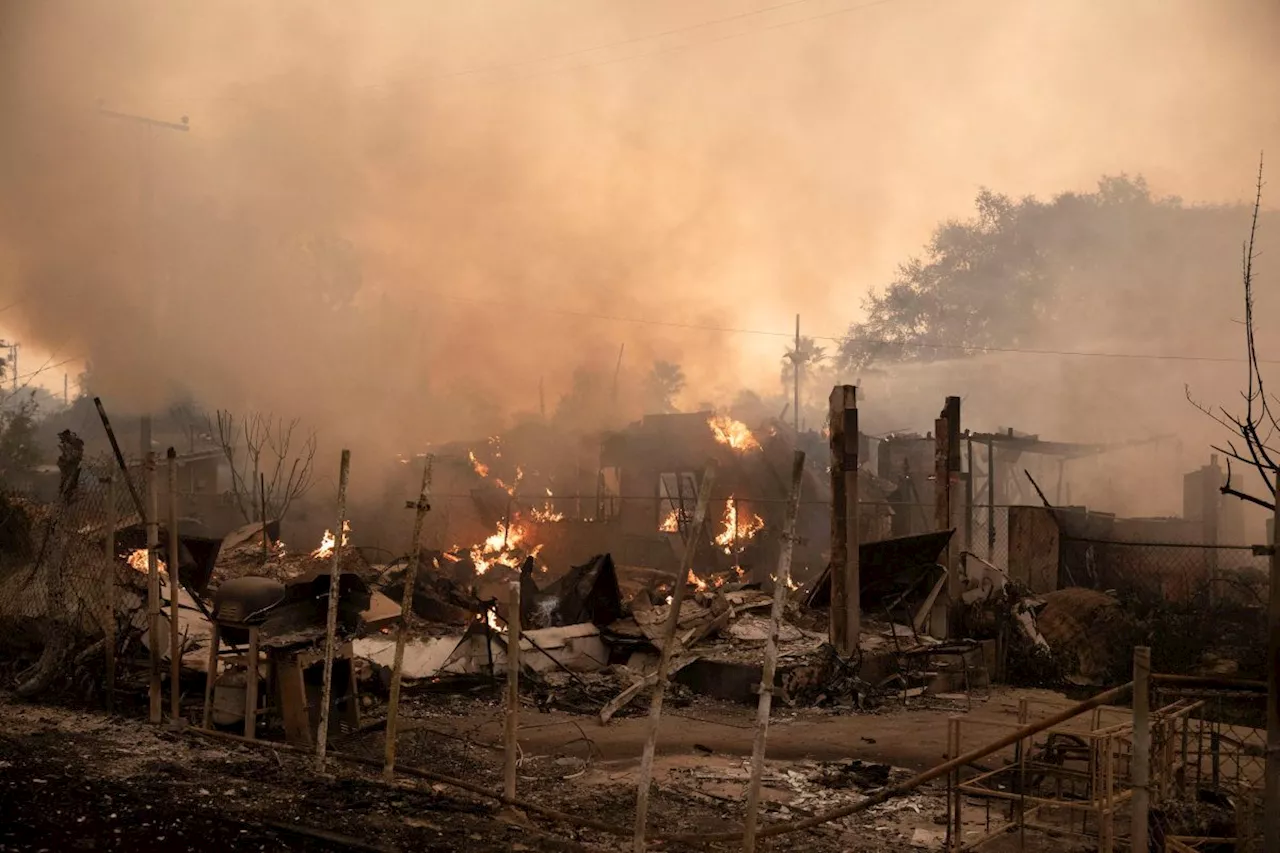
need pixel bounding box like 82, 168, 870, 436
146, 449, 162, 724
743, 450, 805, 853
167, 448, 181, 721
504, 580, 521, 801
632, 459, 717, 852
102, 471, 117, 714
316, 449, 351, 771
934, 397, 961, 637
384, 457, 433, 780
828, 386, 859, 655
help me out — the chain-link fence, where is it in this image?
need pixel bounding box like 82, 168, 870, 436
0, 453, 151, 698
1150, 683, 1267, 850
1057, 537, 1271, 679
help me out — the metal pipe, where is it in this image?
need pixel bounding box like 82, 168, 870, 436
1131, 646, 1150, 853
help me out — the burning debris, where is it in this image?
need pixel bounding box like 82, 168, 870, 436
467, 450, 489, 478
125, 548, 167, 577
708, 414, 761, 452
310, 520, 350, 559
713, 495, 764, 556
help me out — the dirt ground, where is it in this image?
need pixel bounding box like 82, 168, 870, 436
0, 687, 1094, 852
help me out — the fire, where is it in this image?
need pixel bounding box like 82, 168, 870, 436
531, 500, 565, 523
478, 609, 503, 632
311, 520, 351, 559
714, 496, 765, 555
468, 451, 490, 478
125, 548, 167, 576
708, 415, 761, 452
468, 518, 538, 575
659, 508, 680, 533
688, 569, 708, 592
770, 573, 800, 591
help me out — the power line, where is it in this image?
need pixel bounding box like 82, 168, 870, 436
427, 291, 1279, 365
160, 0, 930, 105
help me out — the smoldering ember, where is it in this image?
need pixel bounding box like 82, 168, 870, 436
2, 5, 1280, 853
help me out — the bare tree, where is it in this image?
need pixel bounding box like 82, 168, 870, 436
1189, 157, 1277, 513
209, 410, 318, 524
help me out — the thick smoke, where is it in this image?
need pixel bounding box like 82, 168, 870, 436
1, 0, 1278, 488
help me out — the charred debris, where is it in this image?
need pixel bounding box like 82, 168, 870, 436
0, 404, 1267, 743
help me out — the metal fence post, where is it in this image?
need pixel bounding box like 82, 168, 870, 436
1132, 645, 1151, 853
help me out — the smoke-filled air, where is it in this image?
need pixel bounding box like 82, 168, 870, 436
1, 0, 1279, 518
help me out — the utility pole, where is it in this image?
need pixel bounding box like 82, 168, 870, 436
99, 106, 187, 466
793, 315, 801, 435
9, 342, 16, 391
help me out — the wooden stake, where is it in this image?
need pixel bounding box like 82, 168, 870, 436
828, 386, 859, 654
167, 448, 181, 721
202, 623, 219, 729
259, 471, 269, 563
103, 472, 117, 714
244, 626, 259, 739
633, 459, 717, 853
743, 450, 805, 853
383, 456, 433, 780
146, 450, 162, 724
1131, 646, 1151, 853
316, 449, 351, 771
504, 580, 521, 801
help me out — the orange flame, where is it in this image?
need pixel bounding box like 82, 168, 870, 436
708, 415, 761, 452
125, 548, 167, 576
467, 517, 541, 575
688, 568, 708, 592
714, 496, 764, 555
468, 451, 490, 479
659, 508, 680, 533
311, 520, 350, 559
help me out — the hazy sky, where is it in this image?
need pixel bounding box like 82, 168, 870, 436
1, 0, 1277, 452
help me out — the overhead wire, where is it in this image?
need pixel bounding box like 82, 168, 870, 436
425, 291, 1280, 365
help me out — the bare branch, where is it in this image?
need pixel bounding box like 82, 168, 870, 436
207, 408, 317, 525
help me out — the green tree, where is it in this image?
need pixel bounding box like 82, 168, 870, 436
837, 174, 1263, 371
0, 393, 42, 485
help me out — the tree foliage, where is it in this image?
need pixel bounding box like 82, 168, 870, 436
0, 393, 42, 485
839, 175, 1267, 370
645, 360, 686, 414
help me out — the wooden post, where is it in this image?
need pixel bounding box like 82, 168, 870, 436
1132, 645, 1151, 853
384, 456, 433, 780
166, 448, 182, 721
259, 471, 269, 563
504, 580, 521, 801
743, 450, 805, 853
1264, 495, 1280, 853
243, 626, 259, 739
315, 449, 351, 771
964, 435, 975, 555
146, 450, 162, 724
201, 623, 219, 729
932, 418, 950, 638
103, 471, 117, 714
942, 398, 960, 634
986, 438, 997, 557
828, 385, 859, 655
632, 460, 717, 852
